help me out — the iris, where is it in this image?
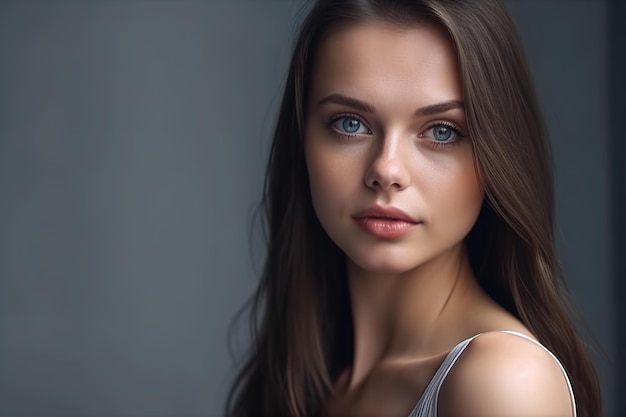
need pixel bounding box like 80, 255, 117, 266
342, 118, 361, 133
433, 125, 452, 141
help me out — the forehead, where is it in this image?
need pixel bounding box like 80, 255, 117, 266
308, 21, 462, 112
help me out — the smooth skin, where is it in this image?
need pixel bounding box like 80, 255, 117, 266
303, 21, 574, 417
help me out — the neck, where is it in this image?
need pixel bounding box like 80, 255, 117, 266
345, 244, 483, 388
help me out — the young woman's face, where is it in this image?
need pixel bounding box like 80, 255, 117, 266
304, 21, 484, 274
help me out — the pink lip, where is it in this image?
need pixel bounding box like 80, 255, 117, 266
353, 205, 418, 223
352, 205, 421, 238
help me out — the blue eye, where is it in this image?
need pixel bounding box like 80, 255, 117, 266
331, 116, 369, 135
433, 125, 453, 141
423, 123, 463, 144
343, 118, 361, 133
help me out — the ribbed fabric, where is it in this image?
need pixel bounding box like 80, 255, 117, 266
406, 330, 577, 417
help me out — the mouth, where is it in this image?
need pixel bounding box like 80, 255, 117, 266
352, 205, 419, 223
352, 205, 421, 238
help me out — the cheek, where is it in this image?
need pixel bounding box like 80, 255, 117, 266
448, 160, 482, 204
304, 129, 366, 215
305, 140, 341, 220
306, 149, 354, 220
419, 149, 484, 223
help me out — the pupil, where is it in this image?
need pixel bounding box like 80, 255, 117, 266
343, 118, 360, 133
434, 126, 451, 141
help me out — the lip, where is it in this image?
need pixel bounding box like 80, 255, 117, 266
352, 205, 421, 238
352, 205, 419, 223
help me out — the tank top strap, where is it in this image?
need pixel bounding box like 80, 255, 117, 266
497, 330, 577, 417
407, 334, 479, 417
406, 330, 577, 417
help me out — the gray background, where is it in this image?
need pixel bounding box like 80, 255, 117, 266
0, 0, 618, 416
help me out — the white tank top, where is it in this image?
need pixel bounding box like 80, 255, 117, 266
406, 330, 577, 417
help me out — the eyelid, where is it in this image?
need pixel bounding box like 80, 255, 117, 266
327, 113, 372, 136
417, 120, 467, 148
422, 120, 466, 137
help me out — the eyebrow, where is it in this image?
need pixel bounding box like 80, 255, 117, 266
317, 93, 464, 117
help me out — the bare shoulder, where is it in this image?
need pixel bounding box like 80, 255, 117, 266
438, 331, 574, 417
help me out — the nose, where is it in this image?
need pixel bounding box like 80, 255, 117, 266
364, 135, 411, 191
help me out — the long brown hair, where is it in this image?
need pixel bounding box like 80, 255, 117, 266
225, 0, 602, 416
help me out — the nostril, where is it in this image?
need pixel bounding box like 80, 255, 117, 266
364, 156, 411, 191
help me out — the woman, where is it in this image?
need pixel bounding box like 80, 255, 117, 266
226, 0, 602, 416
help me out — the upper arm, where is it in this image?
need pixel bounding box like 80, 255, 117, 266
437, 332, 575, 417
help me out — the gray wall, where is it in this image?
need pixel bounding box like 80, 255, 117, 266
609, 0, 626, 411
0, 0, 616, 416
506, 0, 616, 414
0, 1, 303, 416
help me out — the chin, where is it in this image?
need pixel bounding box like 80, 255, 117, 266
346, 250, 425, 275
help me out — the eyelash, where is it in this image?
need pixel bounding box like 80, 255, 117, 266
326, 114, 466, 147
326, 113, 371, 140
420, 121, 466, 148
